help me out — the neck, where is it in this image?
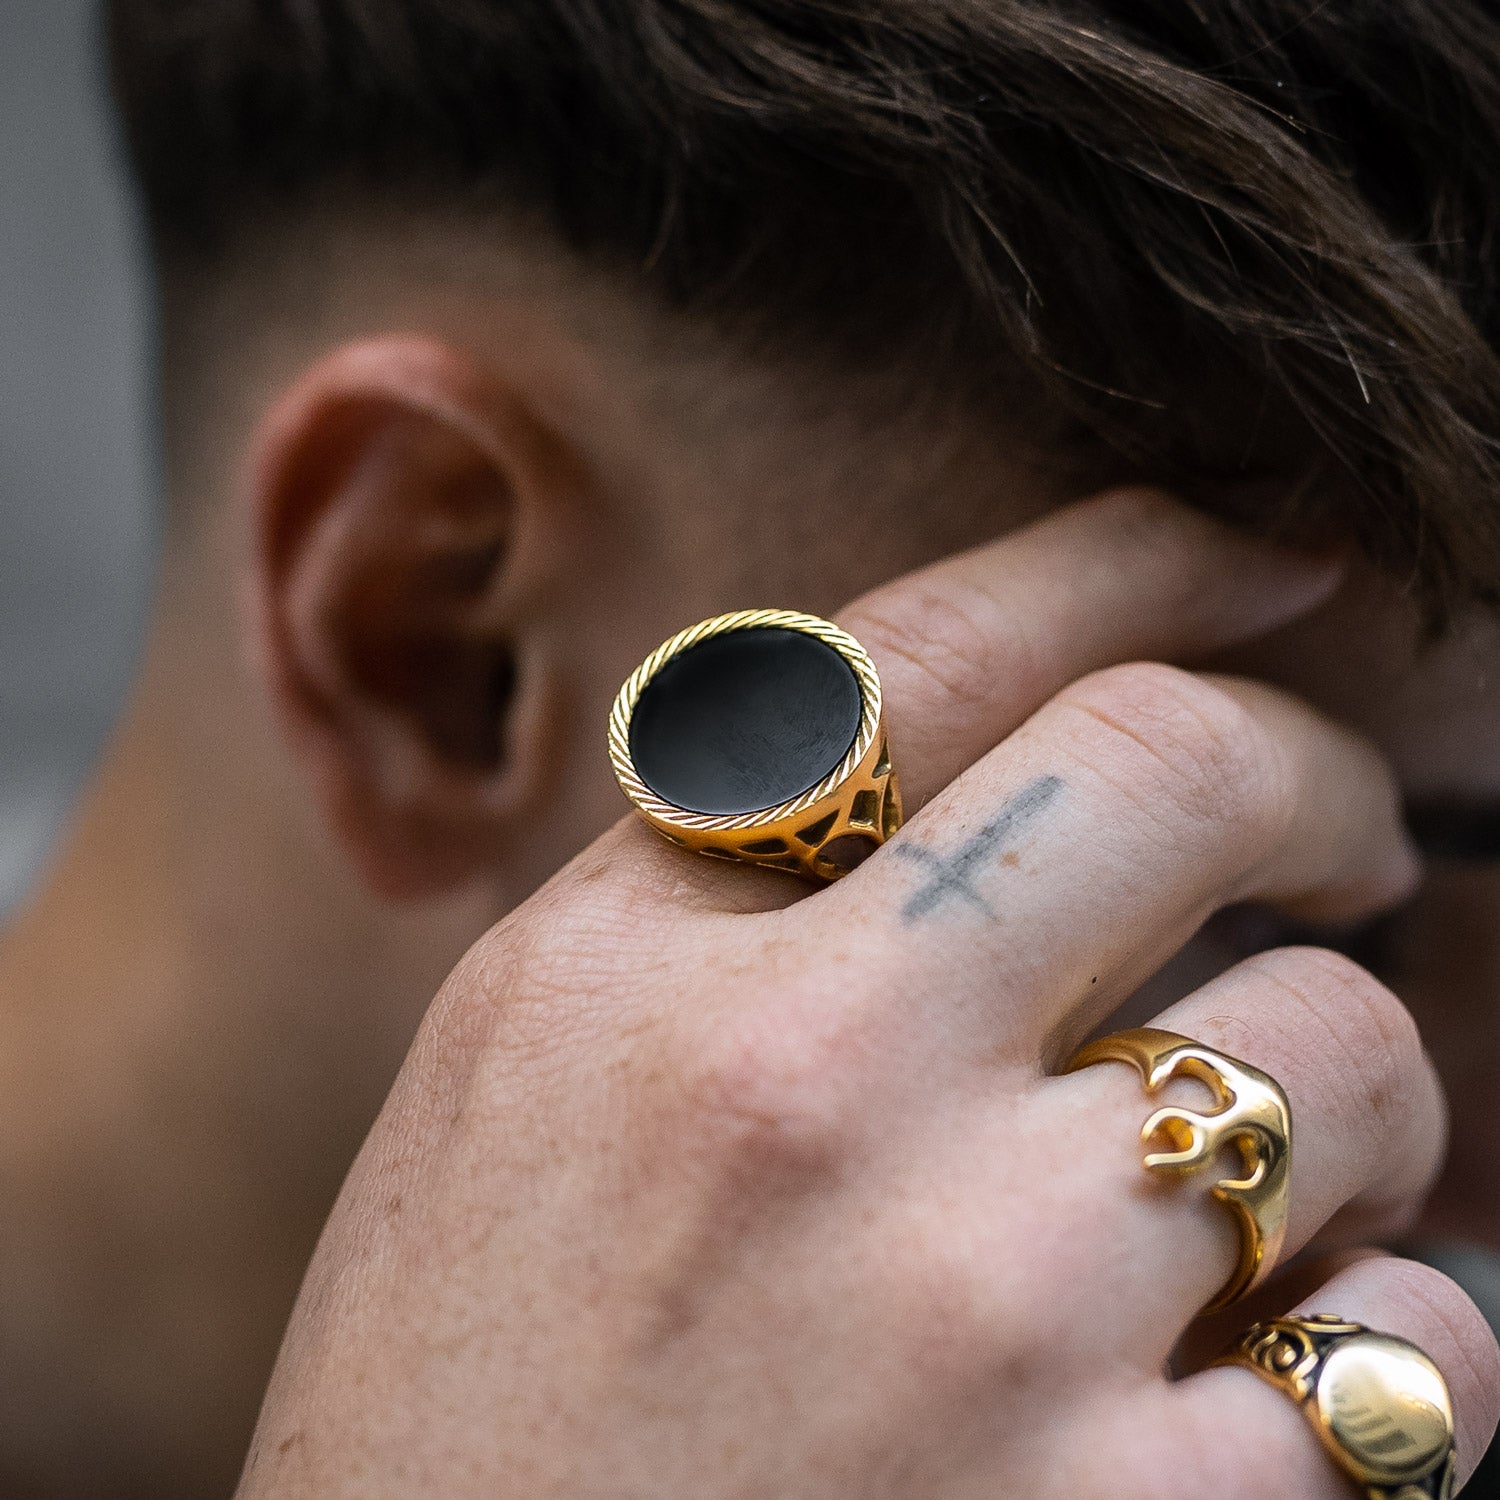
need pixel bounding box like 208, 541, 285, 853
0, 596, 483, 1498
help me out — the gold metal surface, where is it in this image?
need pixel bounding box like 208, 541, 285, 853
609, 610, 902, 881
1064, 1027, 1291, 1312
1217, 1315, 1456, 1499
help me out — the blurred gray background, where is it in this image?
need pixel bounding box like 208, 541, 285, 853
0, 0, 155, 916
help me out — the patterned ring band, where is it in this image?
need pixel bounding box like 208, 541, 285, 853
609, 610, 902, 881
1064, 1027, 1292, 1313
1215, 1315, 1457, 1499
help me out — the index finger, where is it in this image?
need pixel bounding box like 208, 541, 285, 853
839, 489, 1340, 811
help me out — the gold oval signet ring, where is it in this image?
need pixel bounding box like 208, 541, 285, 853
609, 610, 902, 881
1216, 1315, 1457, 1499
1065, 1027, 1291, 1313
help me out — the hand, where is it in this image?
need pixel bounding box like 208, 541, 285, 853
239, 493, 1500, 1498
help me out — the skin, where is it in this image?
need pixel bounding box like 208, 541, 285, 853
239, 500, 1491, 1496
2, 226, 1500, 1493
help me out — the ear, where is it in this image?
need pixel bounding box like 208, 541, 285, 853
247, 336, 574, 900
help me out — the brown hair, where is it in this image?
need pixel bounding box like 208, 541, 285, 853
107, 0, 1500, 607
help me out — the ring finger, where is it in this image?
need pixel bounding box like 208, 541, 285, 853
1039, 944, 1445, 1350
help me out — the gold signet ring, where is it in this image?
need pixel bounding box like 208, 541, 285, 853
1216, 1315, 1457, 1499
609, 610, 902, 881
1065, 1027, 1291, 1312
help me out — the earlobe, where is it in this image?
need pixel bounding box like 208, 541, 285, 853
248, 337, 567, 900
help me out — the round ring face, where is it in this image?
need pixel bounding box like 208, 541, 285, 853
628, 627, 863, 816
1314, 1333, 1454, 1485
610, 611, 897, 880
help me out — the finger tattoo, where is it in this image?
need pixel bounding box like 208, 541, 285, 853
893, 775, 1064, 923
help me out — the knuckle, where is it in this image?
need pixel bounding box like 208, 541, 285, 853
427, 887, 665, 1081
666, 1010, 867, 1181
867, 1229, 1046, 1397
883, 1267, 1027, 1395
422, 918, 527, 1059
1060, 663, 1283, 846
1250, 946, 1425, 1129
849, 577, 1023, 717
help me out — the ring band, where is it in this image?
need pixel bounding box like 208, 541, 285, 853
609, 610, 902, 881
1216, 1314, 1457, 1499
1065, 1027, 1291, 1312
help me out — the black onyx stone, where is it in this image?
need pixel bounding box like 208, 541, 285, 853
630, 627, 862, 816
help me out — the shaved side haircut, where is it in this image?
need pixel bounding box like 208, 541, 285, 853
108, 1, 1500, 607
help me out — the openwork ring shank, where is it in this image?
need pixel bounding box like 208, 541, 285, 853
1216, 1315, 1457, 1499
1065, 1026, 1292, 1314
609, 610, 902, 881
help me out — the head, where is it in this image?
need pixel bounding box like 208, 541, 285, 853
17, 6, 1495, 1485
101, 0, 1500, 999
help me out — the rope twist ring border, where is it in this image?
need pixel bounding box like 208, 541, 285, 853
608, 609, 884, 834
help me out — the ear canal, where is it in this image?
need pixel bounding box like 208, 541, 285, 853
391, 636, 517, 772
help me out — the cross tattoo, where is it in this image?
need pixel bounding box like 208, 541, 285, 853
892, 774, 1064, 923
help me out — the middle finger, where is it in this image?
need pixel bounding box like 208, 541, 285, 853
822, 664, 1419, 1056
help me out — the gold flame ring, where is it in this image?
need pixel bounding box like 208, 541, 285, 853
1066, 1026, 1291, 1314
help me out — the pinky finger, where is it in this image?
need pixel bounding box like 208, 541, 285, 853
1106, 1256, 1499, 1498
